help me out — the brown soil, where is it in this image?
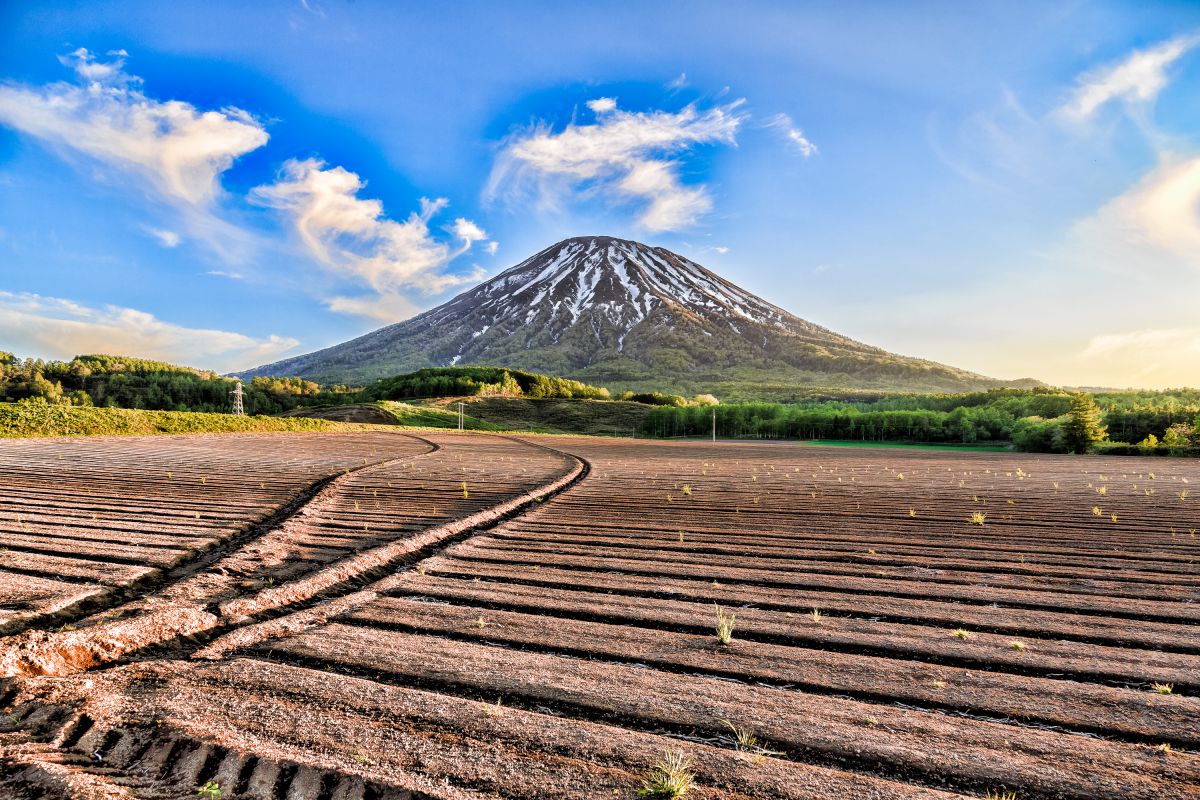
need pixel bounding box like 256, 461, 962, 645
2, 435, 1198, 799
281, 404, 400, 425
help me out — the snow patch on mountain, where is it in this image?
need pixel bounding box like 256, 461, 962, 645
430, 235, 796, 347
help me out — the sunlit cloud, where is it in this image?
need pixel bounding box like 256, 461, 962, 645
1079, 326, 1200, 387
252, 158, 489, 321
0, 49, 267, 206
0, 291, 298, 372
0, 49, 268, 259
1071, 153, 1200, 272
487, 98, 745, 231
1057, 34, 1200, 123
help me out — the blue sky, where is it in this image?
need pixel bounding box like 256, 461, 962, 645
1, 0, 1199, 388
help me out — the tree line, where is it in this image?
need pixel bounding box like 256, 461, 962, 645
640, 389, 1200, 455
5, 353, 1197, 455
0, 353, 355, 415
0, 355, 703, 412
360, 366, 613, 401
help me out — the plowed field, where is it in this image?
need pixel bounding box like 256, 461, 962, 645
1, 434, 1197, 799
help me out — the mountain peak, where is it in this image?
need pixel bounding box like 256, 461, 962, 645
473, 235, 793, 331
240, 236, 1004, 397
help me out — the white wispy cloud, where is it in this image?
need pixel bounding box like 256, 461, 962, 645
0, 291, 298, 373
252, 158, 489, 321
487, 98, 745, 231
766, 113, 817, 157
0, 49, 268, 260
147, 227, 181, 248
325, 293, 421, 323
667, 73, 688, 90
1057, 34, 1200, 123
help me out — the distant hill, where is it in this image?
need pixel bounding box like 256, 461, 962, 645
240, 235, 1039, 396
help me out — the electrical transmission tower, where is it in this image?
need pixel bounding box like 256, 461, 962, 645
231, 381, 245, 416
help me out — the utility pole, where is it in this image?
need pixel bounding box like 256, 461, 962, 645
458, 401, 464, 431
712, 407, 716, 442
231, 381, 245, 416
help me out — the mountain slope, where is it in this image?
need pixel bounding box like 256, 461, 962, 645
241, 236, 1019, 397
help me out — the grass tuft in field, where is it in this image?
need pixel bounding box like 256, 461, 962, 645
638, 750, 695, 798
714, 604, 736, 645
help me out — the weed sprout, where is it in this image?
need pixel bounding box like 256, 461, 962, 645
714, 604, 736, 645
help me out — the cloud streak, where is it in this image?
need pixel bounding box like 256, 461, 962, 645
1057, 34, 1200, 123
252, 158, 489, 322
487, 98, 745, 231
766, 113, 818, 157
0, 291, 298, 373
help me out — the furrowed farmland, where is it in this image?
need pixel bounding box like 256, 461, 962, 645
1, 432, 1198, 799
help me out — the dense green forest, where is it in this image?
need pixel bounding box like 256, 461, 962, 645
359, 366, 706, 407
0, 353, 356, 414
641, 387, 1200, 454
0, 355, 697, 412
360, 366, 612, 401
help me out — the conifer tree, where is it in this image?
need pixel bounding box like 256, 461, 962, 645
1062, 393, 1107, 454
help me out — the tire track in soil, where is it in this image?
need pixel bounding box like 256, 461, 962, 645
0, 432, 438, 637
0, 434, 594, 799
1, 432, 439, 638
0, 432, 448, 679
0, 433, 585, 678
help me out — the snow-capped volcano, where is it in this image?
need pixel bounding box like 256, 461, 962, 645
241, 236, 1009, 395
423, 236, 813, 356
460, 236, 792, 343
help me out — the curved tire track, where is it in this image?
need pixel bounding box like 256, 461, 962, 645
0, 433, 580, 678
